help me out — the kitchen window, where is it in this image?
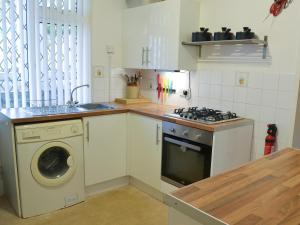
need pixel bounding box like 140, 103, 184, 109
0, 0, 91, 109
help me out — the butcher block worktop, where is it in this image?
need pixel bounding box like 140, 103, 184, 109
165, 148, 300, 225
0, 103, 252, 132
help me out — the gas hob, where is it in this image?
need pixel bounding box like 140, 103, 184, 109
165, 107, 243, 125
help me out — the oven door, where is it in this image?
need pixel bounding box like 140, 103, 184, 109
161, 134, 212, 187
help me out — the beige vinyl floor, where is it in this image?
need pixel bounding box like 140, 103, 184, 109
0, 186, 168, 225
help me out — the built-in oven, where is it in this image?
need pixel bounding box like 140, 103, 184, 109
161, 122, 213, 187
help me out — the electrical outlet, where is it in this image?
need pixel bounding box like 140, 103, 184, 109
236, 72, 249, 87
180, 89, 191, 99
94, 66, 105, 78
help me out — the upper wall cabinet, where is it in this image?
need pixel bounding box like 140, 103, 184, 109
123, 0, 200, 71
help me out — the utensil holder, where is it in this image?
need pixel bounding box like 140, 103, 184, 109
126, 85, 139, 99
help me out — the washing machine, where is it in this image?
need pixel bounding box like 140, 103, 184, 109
15, 120, 85, 218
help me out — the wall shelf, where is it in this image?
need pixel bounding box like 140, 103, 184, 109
182, 36, 268, 59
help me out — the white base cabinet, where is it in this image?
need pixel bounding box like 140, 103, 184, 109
83, 114, 127, 186
127, 113, 162, 191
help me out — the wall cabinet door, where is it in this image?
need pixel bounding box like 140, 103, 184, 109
123, 0, 200, 71
123, 6, 149, 69
83, 114, 127, 186
127, 114, 162, 191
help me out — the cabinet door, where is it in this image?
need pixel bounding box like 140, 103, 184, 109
123, 6, 149, 69
128, 114, 162, 190
146, 0, 180, 70
83, 114, 127, 186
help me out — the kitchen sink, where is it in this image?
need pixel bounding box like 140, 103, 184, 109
77, 103, 115, 111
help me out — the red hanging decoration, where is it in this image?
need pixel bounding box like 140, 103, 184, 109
265, 0, 293, 20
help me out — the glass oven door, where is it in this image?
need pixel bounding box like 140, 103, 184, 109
161, 134, 212, 187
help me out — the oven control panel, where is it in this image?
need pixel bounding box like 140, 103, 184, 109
162, 122, 213, 146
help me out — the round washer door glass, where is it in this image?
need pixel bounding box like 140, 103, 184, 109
31, 142, 77, 187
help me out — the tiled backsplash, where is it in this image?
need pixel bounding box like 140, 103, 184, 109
91, 67, 298, 159
92, 68, 127, 102
140, 69, 299, 159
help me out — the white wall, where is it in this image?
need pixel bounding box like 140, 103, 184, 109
196, 0, 300, 157
199, 0, 300, 73
91, 0, 127, 101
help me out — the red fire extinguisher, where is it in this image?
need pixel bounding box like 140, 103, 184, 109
264, 124, 278, 155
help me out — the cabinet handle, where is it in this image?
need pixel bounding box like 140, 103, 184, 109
156, 124, 160, 145
146, 47, 150, 65
142, 47, 145, 65
86, 121, 90, 143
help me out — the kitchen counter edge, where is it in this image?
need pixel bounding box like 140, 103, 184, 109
0, 103, 253, 132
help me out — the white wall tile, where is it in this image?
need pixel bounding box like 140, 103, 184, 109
198, 84, 210, 97
263, 73, 279, 90
198, 97, 209, 108
93, 77, 108, 91
222, 71, 236, 86
199, 70, 211, 84
211, 71, 222, 85
245, 104, 261, 121
221, 86, 235, 101
233, 102, 246, 117
210, 85, 222, 99
208, 98, 222, 109
262, 90, 277, 107
260, 107, 276, 124
248, 72, 263, 89
276, 91, 296, 109
190, 72, 199, 98
221, 101, 234, 111
278, 74, 296, 92
246, 88, 262, 105
234, 87, 247, 103
275, 108, 291, 125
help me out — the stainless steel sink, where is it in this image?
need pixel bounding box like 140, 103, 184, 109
77, 103, 115, 111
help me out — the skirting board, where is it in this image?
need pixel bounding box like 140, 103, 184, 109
85, 176, 164, 203
0, 177, 3, 196
85, 176, 130, 197
129, 177, 163, 202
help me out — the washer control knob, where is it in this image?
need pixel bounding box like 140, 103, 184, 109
71, 125, 79, 134
182, 130, 189, 136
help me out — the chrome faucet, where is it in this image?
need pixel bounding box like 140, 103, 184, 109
67, 84, 90, 107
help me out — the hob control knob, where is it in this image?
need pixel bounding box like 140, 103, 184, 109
196, 134, 202, 139
169, 128, 176, 133
183, 130, 189, 136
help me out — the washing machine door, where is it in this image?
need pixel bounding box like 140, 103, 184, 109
31, 142, 77, 187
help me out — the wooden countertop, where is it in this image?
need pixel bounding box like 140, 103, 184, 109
0, 103, 252, 132
167, 148, 300, 225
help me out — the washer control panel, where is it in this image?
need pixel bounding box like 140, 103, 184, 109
15, 120, 83, 143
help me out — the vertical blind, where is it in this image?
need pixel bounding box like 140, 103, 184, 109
0, 0, 91, 109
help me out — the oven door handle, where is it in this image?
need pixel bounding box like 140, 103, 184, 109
164, 137, 202, 152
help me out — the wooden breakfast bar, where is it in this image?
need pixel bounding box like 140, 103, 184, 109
165, 148, 300, 225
